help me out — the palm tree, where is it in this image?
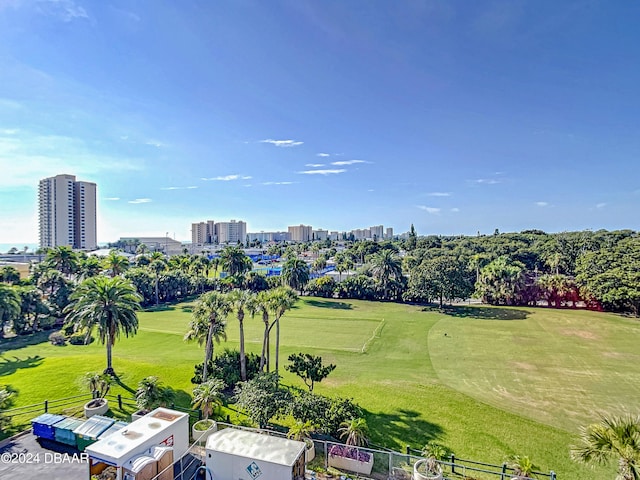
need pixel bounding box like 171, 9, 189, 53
46, 246, 79, 276
368, 249, 403, 292
0, 285, 21, 339
184, 291, 230, 382
149, 259, 167, 306
104, 251, 130, 277
268, 287, 298, 375
64, 276, 142, 375
227, 289, 255, 381
281, 257, 310, 294
220, 246, 252, 277
78, 256, 103, 280
192, 378, 225, 421
249, 290, 271, 372
334, 253, 354, 282
571, 414, 640, 480
338, 417, 369, 447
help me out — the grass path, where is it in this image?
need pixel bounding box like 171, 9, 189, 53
2, 298, 637, 479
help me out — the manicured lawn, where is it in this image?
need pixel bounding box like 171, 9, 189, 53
2, 298, 637, 479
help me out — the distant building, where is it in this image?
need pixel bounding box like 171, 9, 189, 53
370, 225, 384, 241
216, 220, 247, 245
329, 231, 341, 241
385, 227, 394, 239
192, 220, 216, 245
313, 229, 329, 241
247, 231, 290, 243
288, 225, 312, 242
119, 236, 182, 254
38, 174, 97, 250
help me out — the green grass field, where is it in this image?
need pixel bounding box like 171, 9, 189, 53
2, 298, 639, 479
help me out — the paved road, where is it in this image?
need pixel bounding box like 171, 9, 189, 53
0, 431, 88, 480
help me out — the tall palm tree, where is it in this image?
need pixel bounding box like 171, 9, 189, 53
185, 291, 230, 382
64, 276, 141, 375
149, 259, 167, 306
227, 289, 255, 381
0, 285, 21, 339
192, 378, 225, 421
78, 256, 103, 280
571, 414, 640, 480
220, 246, 252, 276
268, 287, 298, 375
249, 290, 271, 372
281, 258, 310, 294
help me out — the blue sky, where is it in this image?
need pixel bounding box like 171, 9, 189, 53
0, 0, 638, 243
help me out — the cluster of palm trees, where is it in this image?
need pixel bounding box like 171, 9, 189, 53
184, 286, 298, 383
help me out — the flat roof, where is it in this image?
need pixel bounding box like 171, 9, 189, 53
206, 428, 305, 467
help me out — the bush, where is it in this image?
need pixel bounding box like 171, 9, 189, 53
306, 277, 337, 298
68, 332, 92, 345
48, 331, 66, 346
191, 349, 261, 390
289, 391, 363, 438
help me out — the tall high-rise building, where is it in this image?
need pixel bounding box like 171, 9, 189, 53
38, 174, 97, 250
215, 220, 247, 245
288, 224, 312, 242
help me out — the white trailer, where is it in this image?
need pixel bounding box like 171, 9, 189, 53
205, 428, 306, 480
86, 408, 189, 480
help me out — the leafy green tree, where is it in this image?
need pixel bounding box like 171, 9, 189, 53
103, 251, 130, 277
407, 256, 473, 307
78, 256, 103, 279
571, 414, 640, 480
281, 257, 310, 294
64, 276, 141, 375
306, 276, 337, 298
234, 372, 291, 428
16, 286, 48, 334
184, 291, 230, 382
285, 353, 336, 391
135, 376, 175, 412
0, 285, 20, 339
1, 266, 20, 284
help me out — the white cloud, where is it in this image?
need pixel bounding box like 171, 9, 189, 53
201, 175, 252, 181
260, 139, 303, 147
535, 201, 548, 207
471, 178, 501, 185
305, 163, 325, 167
317, 153, 330, 157
331, 159, 369, 166
418, 206, 441, 215
104, 197, 120, 201
128, 198, 152, 204
596, 203, 607, 209
262, 181, 294, 185
451, 207, 460, 212
186, 186, 198, 189
0, 128, 19, 135
298, 169, 346, 175
427, 192, 451, 197
161, 186, 200, 191
37, 0, 89, 22
145, 139, 168, 148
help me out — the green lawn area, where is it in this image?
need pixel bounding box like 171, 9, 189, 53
2, 298, 638, 479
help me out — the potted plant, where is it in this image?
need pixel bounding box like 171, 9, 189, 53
287, 420, 316, 462
507, 455, 538, 480
83, 372, 112, 418
132, 376, 175, 421
191, 378, 225, 443
328, 417, 374, 475
414, 442, 449, 480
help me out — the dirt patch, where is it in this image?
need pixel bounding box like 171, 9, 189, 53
512, 361, 537, 371
560, 329, 598, 340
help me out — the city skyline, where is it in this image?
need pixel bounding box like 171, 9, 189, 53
1, 1, 639, 244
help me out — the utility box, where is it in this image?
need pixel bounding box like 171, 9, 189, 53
86, 408, 189, 480
205, 428, 306, 480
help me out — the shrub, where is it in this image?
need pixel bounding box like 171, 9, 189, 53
306, 277, 337, 298
68, 332, 92, 345
48, 331, 66, 346
191, 349, 260, 389
289, 390, 363, 438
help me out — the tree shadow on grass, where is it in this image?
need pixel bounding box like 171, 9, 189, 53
0, 330, 53, 354
0, 355, 44, 376
306, 300, 353, 310
423, 305, 529, 321
181, 306, 194, 313
364, 408, 445, 450
143, 305, 176, 313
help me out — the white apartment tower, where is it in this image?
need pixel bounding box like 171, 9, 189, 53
288, 224, 313, 242
38, 174, 97, 250
215, 220, 247, 245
